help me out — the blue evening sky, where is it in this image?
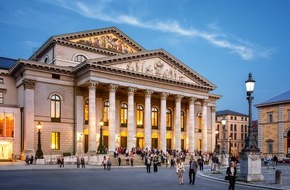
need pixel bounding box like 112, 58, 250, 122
1, 0, 290, 119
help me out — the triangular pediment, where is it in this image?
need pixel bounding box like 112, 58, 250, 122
54, 27, 145, 54
86, 50, 216, 89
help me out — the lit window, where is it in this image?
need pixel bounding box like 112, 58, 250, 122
152, 107, 158, 129
0, 92, 3, 104
181, 111, 185, 131
103, 101, 109, 125
136, 105, 144, 128
74, 55, 87, 62
120, 103, 128, 127
51, 132, 60, 150
84, 99, 89, 124
0, 113, 14, 138
51, 94, 61, 122
166, 109, 172, 130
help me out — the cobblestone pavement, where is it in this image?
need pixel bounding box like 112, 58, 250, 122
199, 163, 290, 190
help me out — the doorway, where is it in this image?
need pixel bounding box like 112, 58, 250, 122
0, 142, 11, 160
121, 136, 127, 148
136, 137, 144, 149
152, 138, 158, 149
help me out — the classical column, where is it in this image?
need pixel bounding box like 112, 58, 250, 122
76, 87, 84, 155
109, 84, 118, 152
127, 87, 136, 153
278, 105, 284, 156
211, 107, 216, 153
88, 81, 98, 154
144, 90, 153, 149
23, 79, 36, 155
201, 100, 208, 153
160, 92, 168, 152
174, 95, 183, 151
188, 97, 196, 153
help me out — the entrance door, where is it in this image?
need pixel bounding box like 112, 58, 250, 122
152, 138, 158, 149
181, 139, 185, 151
136, 137, 144, 149
103, 136, 109, 149
84, 135, 88, 153
0, 143, 10, 160
121, 136, 127, 148
166, 139, 172, 149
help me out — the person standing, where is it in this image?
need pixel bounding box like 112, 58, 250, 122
145, 155, 152, 173
226, 161, 237, 190
107, 158, 111, 170
175, 158, 185, 185
198, 157, 204, 171
153, 155, 159, 172
76, 156, 80, 168
81, 157, 85, 168
118, 156, 121, 166
189, 157, 198, 185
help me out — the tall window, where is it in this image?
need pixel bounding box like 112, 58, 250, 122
166, 109, 172, 130
267, 112, 273, 123
0, 92, 4, 104
50, 94, 61, 122
103, 101, 109, 125
51, 132, 60, 150
84, 99, 89, 124
181, 111, 185, 131
266, 140, 274, 154
120, 103, 128, 127
152, 107, 158, 129
74, 55, 87, 62
288, 109, 290, 121
136, 105, 144, 128
0, 113, 14, 138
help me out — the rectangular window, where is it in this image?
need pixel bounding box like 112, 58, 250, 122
288, 109, 290, 121
52, 74, 60, 79
267, 112, 273, 123
51, 132, 60, 150
0, 92, 4, 104
267, 142, 273, 153
0, 113, 14, 138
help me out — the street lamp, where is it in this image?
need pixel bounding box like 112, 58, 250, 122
35, 121, 43, 159
97, 119, 106, 154
214, 129, 219, 154
221, 117, 227, 155
244, 73, 259, 151
229, 136, 232, 156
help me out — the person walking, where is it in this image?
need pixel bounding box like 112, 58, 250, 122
175, 158, 185, 185
189, 157, 198, 185
226, 161, 237, 190
107, 158, 111, 170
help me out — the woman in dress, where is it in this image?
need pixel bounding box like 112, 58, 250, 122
175, 158, 185, 185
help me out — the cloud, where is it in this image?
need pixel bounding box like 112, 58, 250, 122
42, 0, 271, 60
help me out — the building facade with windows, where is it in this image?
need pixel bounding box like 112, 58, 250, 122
0, 27, 220, 160
255, 90, 290, 158
216, 110, 249, 157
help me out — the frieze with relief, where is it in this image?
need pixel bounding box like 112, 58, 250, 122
114, 58, 195, 84
70, 33, 138, 54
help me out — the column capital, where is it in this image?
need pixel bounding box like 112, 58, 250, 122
160, 92, 169, 100
211, 106, 216, 112
128, 87, 137, 96
89, 81, 98, 90
76, 87, 84, 96
23, 79, 36, 90
175, 95, 184, 102
202, 99, 209, 106
188, 97, 197, 104
145, 90, 153, 98
109, 84, 118, 92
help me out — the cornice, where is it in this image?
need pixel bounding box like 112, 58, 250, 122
255, 100, 290, 108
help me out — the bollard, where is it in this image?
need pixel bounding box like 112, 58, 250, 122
275, 169, 282, 185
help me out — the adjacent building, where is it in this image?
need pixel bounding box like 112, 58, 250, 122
216, 110, 249, 156
255, 90, 290, 158
0, 27, 220, 161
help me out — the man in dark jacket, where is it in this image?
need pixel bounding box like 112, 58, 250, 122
189, 157, 198, 185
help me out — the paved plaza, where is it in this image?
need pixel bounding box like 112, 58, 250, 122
0, 161, 289, 190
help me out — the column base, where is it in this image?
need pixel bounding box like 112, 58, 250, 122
238, 150, 264, 182
87, 150, 97, 156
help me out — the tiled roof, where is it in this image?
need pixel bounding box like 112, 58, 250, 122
0, 57, 17, 69
255, 89, 290, 107
216, 110, 247, 117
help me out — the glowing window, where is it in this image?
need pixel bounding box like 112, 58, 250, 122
51, 132, 60, 150
136, 105, 144, 127
120, 103, 128, 127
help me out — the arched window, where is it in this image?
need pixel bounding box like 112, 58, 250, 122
181, 110, 185, 131
166, 109, 172, 130
84, 99, 89, 124
74, 55, 87, 62
120, 103, 128, 127
103, 101, 109, 126
44, 56, 49, 63
152, 107, 158, 129
136, 105, 144, 128
51, 94, 61, 122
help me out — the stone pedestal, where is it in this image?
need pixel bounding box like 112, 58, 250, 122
220, 154, 229, 166
88, 154, 107, 165
238, 151, 264, 182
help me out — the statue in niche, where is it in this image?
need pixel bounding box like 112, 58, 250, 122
163, 69, 168, 78
145, 65, 153, 74
168, 69, 173, 79
136, 60, 144, 72
154, 60, 164, 76
127, 61, 134, 71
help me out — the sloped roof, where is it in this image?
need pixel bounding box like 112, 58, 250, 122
216, 110, 247, 117
255, 89, 290, 107
0, 57, 17, 69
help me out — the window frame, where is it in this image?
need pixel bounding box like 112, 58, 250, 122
51, 132, 60, 150
50, 94, 61, 122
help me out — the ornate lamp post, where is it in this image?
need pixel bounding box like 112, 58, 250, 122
35, 121, 43, 159
238, 73, 264, 182
220, 117, 228, 166
214, 129, 219, 154
97, 119, 106, 154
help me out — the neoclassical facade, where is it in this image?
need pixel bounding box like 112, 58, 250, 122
0, 27, 220, 160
